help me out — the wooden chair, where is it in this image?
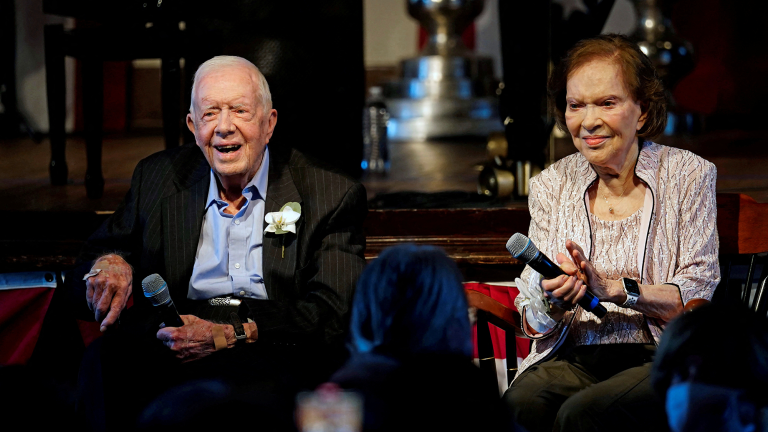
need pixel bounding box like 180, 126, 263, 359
465, 285, 713, 392
463, 193, 768, 395
466, 288, 523, 394
714, 193, 768, 316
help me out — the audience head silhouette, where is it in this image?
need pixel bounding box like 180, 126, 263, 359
349, 244, 472, 358
652, 302, 768, 432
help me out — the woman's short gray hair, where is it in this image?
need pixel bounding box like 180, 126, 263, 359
189, 56, 272, 115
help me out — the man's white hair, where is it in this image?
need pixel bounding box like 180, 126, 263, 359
189, 55, 272, 116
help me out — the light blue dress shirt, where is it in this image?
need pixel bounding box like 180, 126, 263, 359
187, 148, 270, 300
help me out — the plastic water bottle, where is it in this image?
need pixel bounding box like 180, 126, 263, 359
362, 86, 390, 174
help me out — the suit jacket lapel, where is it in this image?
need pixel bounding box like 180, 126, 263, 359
263, 150, 302, 301
162, 158, 210, 308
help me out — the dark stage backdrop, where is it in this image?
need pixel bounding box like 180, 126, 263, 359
0, 0, 18, 137
42, 0, 365, 177
181, 0, 365, 177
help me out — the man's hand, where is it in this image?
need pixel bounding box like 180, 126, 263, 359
156, 315, 222, 362
85, 254, 133, 332
156, 315, 258, 363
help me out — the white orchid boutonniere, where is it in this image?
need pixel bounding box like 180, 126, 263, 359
264, 202, 301, 258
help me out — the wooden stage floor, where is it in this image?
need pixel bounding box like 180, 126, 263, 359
1, 130, 768, 213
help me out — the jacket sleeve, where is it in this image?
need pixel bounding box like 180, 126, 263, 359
515, 172, 563, 339
242, 182, 367, 346
670, 161, 720, 304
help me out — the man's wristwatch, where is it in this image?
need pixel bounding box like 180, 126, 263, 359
230, 312, 247, 343
621, 278, 640, 308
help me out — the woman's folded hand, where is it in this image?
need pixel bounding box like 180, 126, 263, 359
540, 252, 587, 313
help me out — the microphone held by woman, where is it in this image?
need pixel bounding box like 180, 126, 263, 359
507, 233, 607, 318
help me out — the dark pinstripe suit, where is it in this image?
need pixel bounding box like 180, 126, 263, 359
71, 143, 367, 347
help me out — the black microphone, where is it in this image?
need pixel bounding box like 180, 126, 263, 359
142, 273, 184, 327
506, 233, 607, 318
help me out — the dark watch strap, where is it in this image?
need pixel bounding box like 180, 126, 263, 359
230, 312, 246, 341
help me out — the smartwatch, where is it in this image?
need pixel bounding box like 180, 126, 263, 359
230, 312, 247, 343
621, 278, 640, 308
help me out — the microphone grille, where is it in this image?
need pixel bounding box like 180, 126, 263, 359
506, 233, 539, 263
142, 274, 170, 307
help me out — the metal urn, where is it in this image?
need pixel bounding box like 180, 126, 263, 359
631, 0, 693, 88
384, 0, 502, 141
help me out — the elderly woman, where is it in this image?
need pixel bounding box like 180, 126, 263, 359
502, 34, 719, 432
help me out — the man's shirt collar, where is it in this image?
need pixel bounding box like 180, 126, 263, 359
205, 146, 270, 211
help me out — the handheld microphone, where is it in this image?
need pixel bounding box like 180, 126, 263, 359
142, 273, 184, 327
506, 233, 607, 318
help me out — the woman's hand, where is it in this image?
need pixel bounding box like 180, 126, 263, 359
565, 240, 624, 304
540, 252, 587, 320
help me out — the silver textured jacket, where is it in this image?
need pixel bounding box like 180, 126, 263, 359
513, 141, 720, 381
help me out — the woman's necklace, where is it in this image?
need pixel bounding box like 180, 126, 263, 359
603, 181, 630, 215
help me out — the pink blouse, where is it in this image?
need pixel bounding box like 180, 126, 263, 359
568, 209, 652, 346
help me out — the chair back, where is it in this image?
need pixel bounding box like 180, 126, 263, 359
716, 193, 768, 316
465, 283, 525, 396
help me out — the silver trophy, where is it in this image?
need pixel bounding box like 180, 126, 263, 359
630, 0, 694, 134
384, 0, 502, 141
631, 0, 693, 83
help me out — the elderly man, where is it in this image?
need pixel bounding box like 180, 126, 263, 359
70, 56, 367, 430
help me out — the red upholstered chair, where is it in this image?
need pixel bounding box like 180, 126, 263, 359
0, 272, 58, 365
465, 282, 527, 396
